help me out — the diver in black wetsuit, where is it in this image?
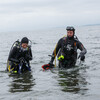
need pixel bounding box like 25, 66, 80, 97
49, 26, 87, 68
7, 37, 32, 73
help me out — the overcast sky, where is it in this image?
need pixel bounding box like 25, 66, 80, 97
0, 0, 100, 32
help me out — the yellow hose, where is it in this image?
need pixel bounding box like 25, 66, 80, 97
54, 35, 67, 67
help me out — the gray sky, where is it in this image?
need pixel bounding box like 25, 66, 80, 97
0, 0, 100, 32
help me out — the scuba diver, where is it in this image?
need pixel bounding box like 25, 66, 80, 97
7, 37, 33, 73
43, 26, 87, 69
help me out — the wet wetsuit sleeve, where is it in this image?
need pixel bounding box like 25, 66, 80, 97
50, 38, 63, 63
77, 41, 87, 54
28, 48, 33, 60
25, 47, 33, 61
8, 47, 19, 63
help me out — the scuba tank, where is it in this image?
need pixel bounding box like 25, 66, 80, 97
7, 40, 20, 72
9, 40, 21, 55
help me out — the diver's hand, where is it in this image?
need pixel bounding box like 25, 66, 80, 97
80, 56, 85, 61
19, 57, 25, 63
48, 61, 54, 66
48, 61, 54, 69
78, 52, 85, 61
25, 54, 32, 60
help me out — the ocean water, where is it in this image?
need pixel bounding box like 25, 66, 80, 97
0, 25, 100, 100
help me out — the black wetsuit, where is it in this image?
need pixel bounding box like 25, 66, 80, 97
8, 46, 32, 72
50, 36, 87, 68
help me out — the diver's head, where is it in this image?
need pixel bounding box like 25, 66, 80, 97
21, 37, 29, 49
66, 26, 75, 39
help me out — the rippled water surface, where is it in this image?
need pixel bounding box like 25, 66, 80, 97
0, 25, 100, 100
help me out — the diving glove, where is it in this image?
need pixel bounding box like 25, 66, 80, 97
49, 61, 54, 66
25, 54, 32, 60
79, 52, 85, 61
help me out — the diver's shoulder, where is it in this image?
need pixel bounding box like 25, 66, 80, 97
13, 46, 18, 50
74, 35, 79, 42
61, 36, 67, 41
58, 37, 66, 43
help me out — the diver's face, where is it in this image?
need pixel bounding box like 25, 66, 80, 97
67, 31, 74, 37
21, 43, 28, 49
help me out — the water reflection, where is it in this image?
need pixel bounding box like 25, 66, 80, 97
58, 67, 88, 94
8, 72, 35, 93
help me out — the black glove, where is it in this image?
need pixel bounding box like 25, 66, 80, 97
80, 56, 85, 61
48, 61, 54, 69
25, 54, 32, 60
79, 52, 85, 61
49, 60, 53, 65
19, 57, 25, 63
